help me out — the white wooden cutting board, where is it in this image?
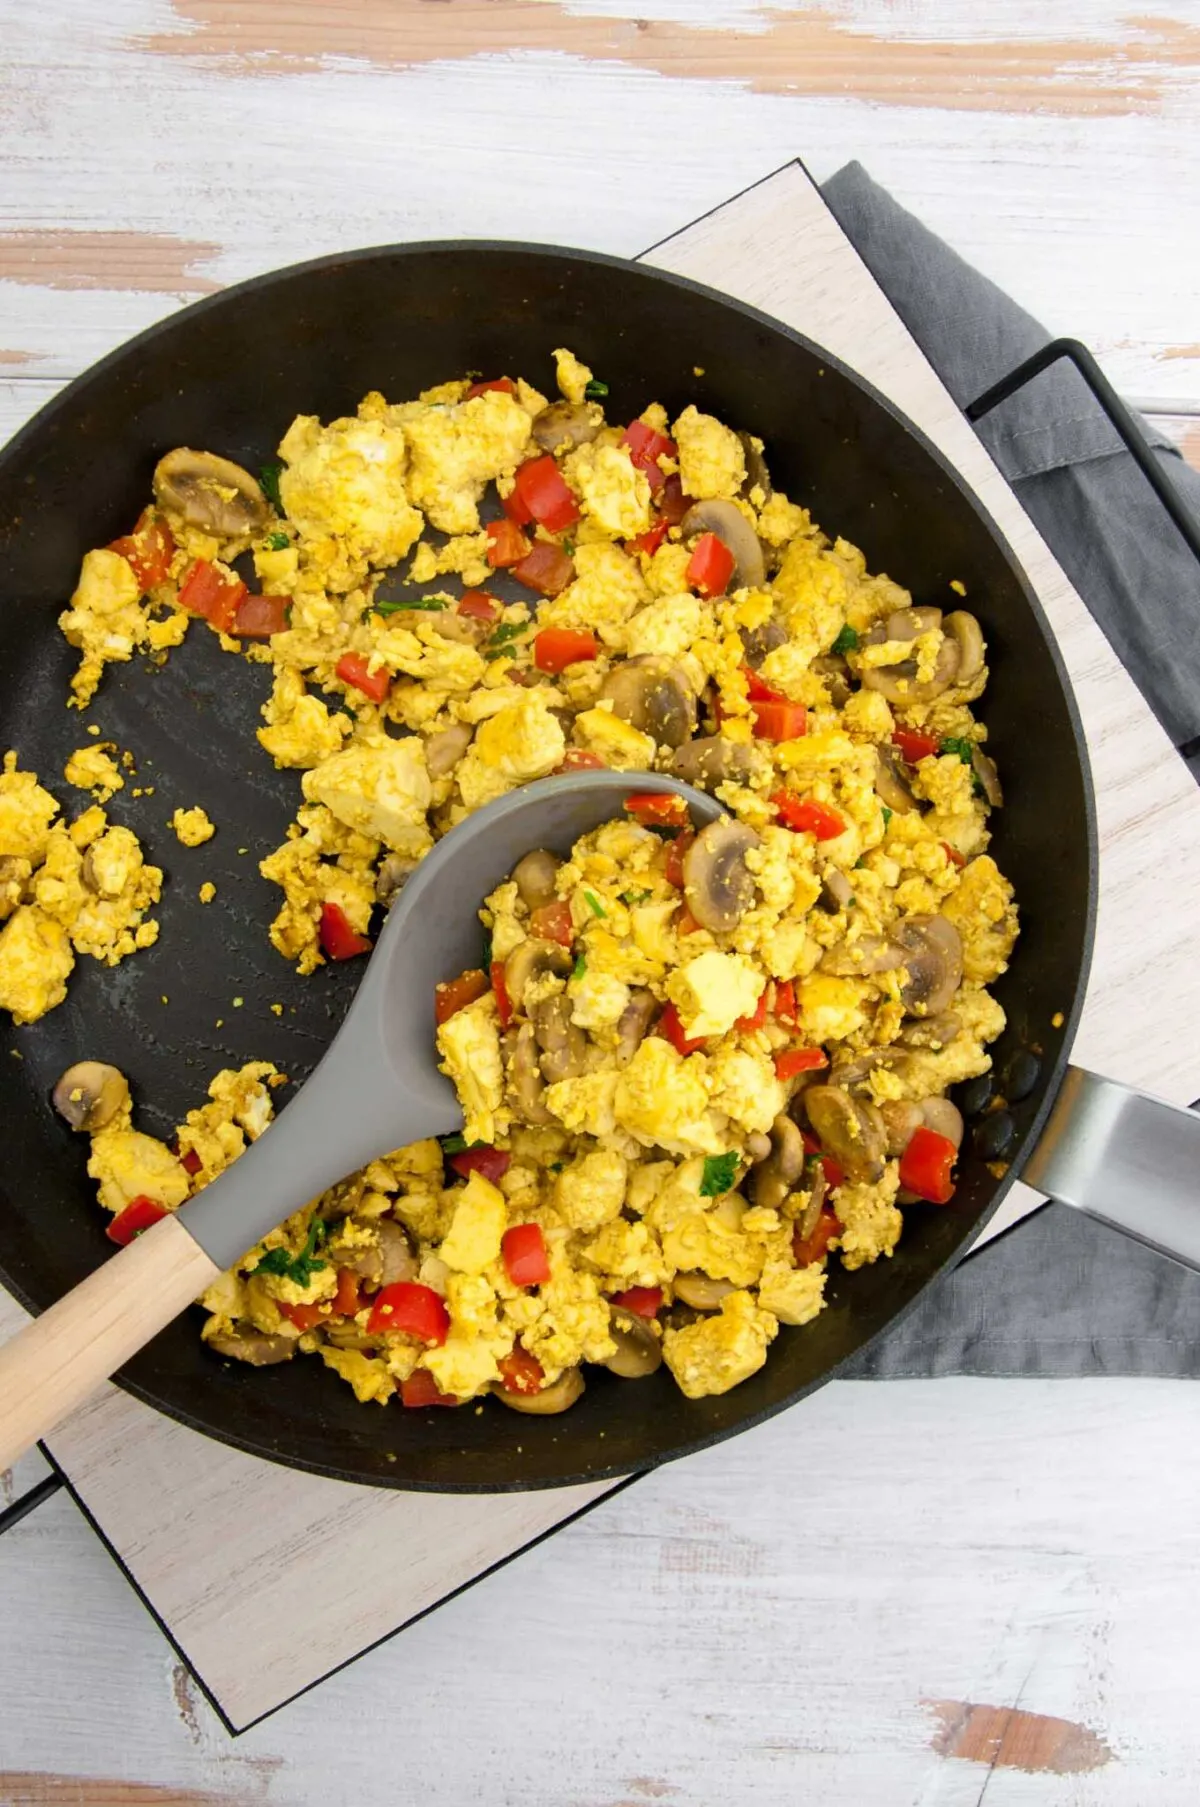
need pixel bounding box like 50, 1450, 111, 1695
3, 158, 1199, 1733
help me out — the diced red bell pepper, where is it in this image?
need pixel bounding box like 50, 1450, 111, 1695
656, 473, 690, 524
334, 1268, 362, 1318
627, 517, 669, 558
771, 791, 846, 841
735, 984, 769, 1034
513, 455, 580, 533
486, 518, 532, 567
773, 979, 797, 1026
233, 593, 289, 639
179, 1146, 203, 1177
687, 532, 735, 598
801, 1131, 845, 1190
449, 1146, 512, 1185
751, 699, 808, 741
676, 904, 702, 936
335, 651, 391, 703
512, 540, 575, 595
898, 1125, 958, 1205
793, 1206, 843, 1268
106, 1194, 168, 1246
622, 420, 677, 488
467, 377, 515, 398
624, 791, 690, 827
367, 1281, 450, 1344
942, 841, 966, 869
458, 589, 500, 622
664, 829, 694, 888
400, 1368, 460, 1408
178, 559, 247, 634
502, 484, 533, 526
109, 511, 175, 593
742, 665, 788, 704
502, 1222, 550, 1288
659, 1001, 705, 1056
533, 627, 599, 673
531, 900, 574, 947
278, 1299, 331, 1332
556, 749, 607, 772
497, 1343, 545, 1395
319, 901, 372, 962
491, 959, 513, 1029
435, 968, 489, 1025
774, 1046, 830, 1080
892, 727, 939, 764
609, 1286, 663, 1319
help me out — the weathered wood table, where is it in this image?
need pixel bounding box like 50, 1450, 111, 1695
2, 4, 1199, 1801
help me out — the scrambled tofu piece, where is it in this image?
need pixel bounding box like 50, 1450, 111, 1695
672, 405, 746, 502
667, 951, 763, 1040
59, 548, 152, 707
302, 737, 432, 857
436, 994, 506, 1146
455, 691, 565, 811
403, 391, 532, 534
564, 441, 652, 538
34, 821, 162, 965
278, 413, 422, 570
552, 1149, 628, 1233
0, 752, 60, 864
553, 347, 593, 406
88, 1124, 190, 1216
170, 805, 215, 846
941, 855, 1018, 983
0, 906, 75, 1023
662, 1291, 777, 1399
258, 670, 350, 769
64, 744, 124, 802
439, 1171, 506, 1274
614, 1039, 721, 1156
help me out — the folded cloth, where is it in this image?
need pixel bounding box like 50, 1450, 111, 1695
818, 162, 1200, 1378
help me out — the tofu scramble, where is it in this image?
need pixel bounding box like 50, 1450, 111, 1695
41, 348, 1017, 1410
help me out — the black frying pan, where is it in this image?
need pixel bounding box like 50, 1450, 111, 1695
0, 245, 1095, 1491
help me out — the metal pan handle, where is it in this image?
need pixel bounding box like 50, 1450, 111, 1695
1024, 1068, 1200, 1271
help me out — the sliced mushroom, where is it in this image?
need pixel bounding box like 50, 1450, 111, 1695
322, 1173, 367, 1220
680, 499, 766, 590
531, 401, 603, 453
322, 1320, 380, 1352
804, 1085, 887, 1185
511, 849, 561, 912
862, 607, 960, 706
52, 1061, 130, 1132
495, 1366, 585, 1414
507, 1022, 553, 1124
745, 1130, 771, 1163
604, 1309, 663, 1379
820, 933, 904, 978
376, 854, 418, 909
343, 1220, 418, 1288
812, 653, 852, 708
892, 915, 963, 1017
874, 743, 923, 815
599, 656, 697, 749
531, 993, 588, 1083
795, 1159, 828, 1240
971, 744, 1004, 809
880, 1099, 924, 1158
429, 612, 490, 646
897, 1012, 961, 1049
616, 988, 657, 1065
153, 448, 269, 539
670, 735, 763, 789
737, 430, 773, 502
826, 1048, 895, 1089
681, 817, 760, 932
740, 616, 787, 668
673, 1273, 736, 1310
206, 1327, 296, 1366
503, 938, 572, 1012
425, 722, 473, 777
920, 1097, 965, 1149
820, 868, 856, 913
945, 611, 985, 683
753, 1112, 806, 1211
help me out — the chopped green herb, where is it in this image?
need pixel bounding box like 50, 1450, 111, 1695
481, 933, 493, 969
371, 596, 447, 616
940, 736, 974, 764
571, 953, 587, 981
256, 1216, 327, 1286
646, 823, 681, 842
620, 887, 652, 906
549, 1161, 565, 1173
831, 624, 860, 655
483, 621, 530, 659
561, 536, 576, 557
259, 463, 284, 512
583, 890, 606, 919
439, 1133, 469, 1155
266, 530, 290, 551
853, 857, 867, 870
881, 806, 893, 828
700, 1152, 740, 1198
972, 778, 987, 800
583, 379, 609, 400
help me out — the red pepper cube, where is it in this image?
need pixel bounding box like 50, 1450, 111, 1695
233, 593, 289, 639
774, 1047, 829, 1080
497, 1343, 545, 1395
659, 1001, 705, 1056
892, 727, 940, 764
335, 651, 391, 703
486, 518, 532, 567
512, 541, 575, 595
466, 377, 515, 398
513, 455, 580, 533
502, 1223, 551, 1288
530, 900, 574, 947
751, 700, 808, 741
609, 1286, 663, 1319
898, 1125, 958, 1204
434, 968, 489, 1025
686, 531, 735, 597
771, 790, 846, 840
458, 590, 500, 622
533, 628, 599, 673
401, 1369, 460, 1408
106, 1194, 168, 1246
793, 1207, 843, 1268
449, 1146, 512, 1185
319, 901, 372, 962
367, 1281, 450, 1345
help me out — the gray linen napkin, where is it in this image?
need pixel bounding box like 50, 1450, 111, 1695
817, 163, 1200, 1378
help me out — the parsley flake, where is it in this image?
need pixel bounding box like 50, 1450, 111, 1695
372, 596, 447, 616
572, 953, 587, 981
255, 1216, 327, 1287
700, 1152, 739, 1198
266, 530, 290, 551
940, 736, 974, 764
439, 1133, 469, 1155
881, 806, 893, 828
259, 462, 284, 512
583, 890, 606, 919
583, 379, 609, 400
621, 888, 652, 906
831, 624, 860, 655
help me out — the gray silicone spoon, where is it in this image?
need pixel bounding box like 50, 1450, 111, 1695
0, 770, 721, 1469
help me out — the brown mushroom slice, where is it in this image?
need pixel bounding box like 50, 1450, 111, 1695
153, 448, 269, 538
429, 612, 490, 646
819, 934, 905, 978
599, 656, 697, 749
971, 744, 1004, 809
874, 743, 923, 815
812, 653, 852, 708
343, 1219, 418, 1288
52, 1061, 130, 1133
827, 1048, 894, 1090
673, 1273, 736, 1310
322, 1173, 368, 1220
880, 1099, 924, 1158
818, 867, 856, 914
511, 848, 561, 912
753, 1112, 806, 1211
670, 735, 763, 788
376, 854, 418, 909
681, 817, 760, 933
503, 937, 572, 1013
604, 1309, 663, 1379
794, 1159, 828, 1240
207, 1327, 296, 1366
531, 994, 588, 1084
425, 722, 473, 777
616, 988, 657, 1065
507, 1022, 553, 1124
495, 1367, 585, 1414
896, 1012, 961, 1050
322, 1320, 380, 1352
945, 611, 985, 683
892, 914, 963, 1017
680, 499, 766, 590
804, 1084, 888, 1185
740, 615, 787, 668
862, 636, 960, 707
744, 1130, 771, 1163
737, 430, 773, 503
531, 401, 604, 453
921, 1097, 965, 1148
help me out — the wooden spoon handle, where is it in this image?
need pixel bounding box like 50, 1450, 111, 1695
0, 1215, 219, 1472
